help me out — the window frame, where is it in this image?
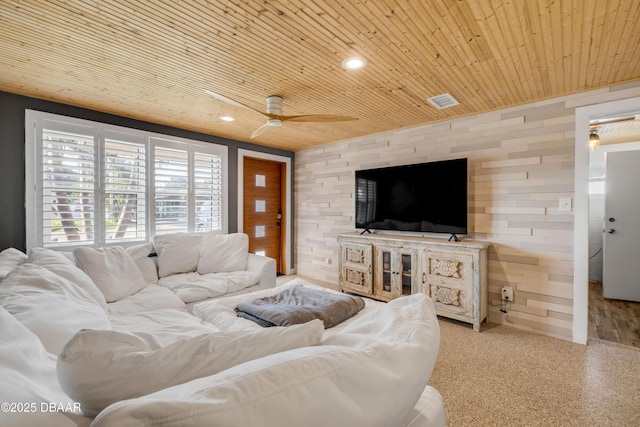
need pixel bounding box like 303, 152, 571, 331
25, 110, 228, 251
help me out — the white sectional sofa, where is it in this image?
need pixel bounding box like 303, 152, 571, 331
0, 242, 446, 427
150, 232, 277, 304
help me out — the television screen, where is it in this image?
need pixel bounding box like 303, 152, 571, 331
355, 158, 467, 235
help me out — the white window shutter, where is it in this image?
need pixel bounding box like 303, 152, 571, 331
26, 110, 228, 250
40, 126, 95, 247
153, 146, 189, 234
104, 135, 147, 243
194, 152, 223, 232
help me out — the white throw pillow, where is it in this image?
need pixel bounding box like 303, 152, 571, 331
0, 264, 111, 355
198, 233, 249, 274
57, 319, 324, 416
74, 246, 147, 303
91, 294, 439, 427
28, 247, 108, 311
0, 247, 27, 280
152, 232, 204, 278
125, 243, 158, 284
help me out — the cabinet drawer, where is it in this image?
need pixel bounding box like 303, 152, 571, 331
340, 242, 373, 295
424, 251, 474, 317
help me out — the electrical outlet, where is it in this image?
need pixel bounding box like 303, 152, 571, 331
559, 198, 572, 212
501, 286, 514, 301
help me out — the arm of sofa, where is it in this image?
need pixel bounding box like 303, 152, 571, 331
247, 254, 276, 290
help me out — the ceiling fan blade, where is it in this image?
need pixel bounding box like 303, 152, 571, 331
203, 89, 266, 116
281, 114, 358, 123
250, 122, 272, 139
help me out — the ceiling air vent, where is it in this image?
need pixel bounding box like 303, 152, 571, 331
427, 93, 459, 109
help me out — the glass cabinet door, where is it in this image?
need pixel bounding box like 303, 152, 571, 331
381, 250, 392, 292
401, 253, 413, 296
375, 246, 417, 300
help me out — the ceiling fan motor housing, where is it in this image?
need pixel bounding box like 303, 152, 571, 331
266, 95, 283, 116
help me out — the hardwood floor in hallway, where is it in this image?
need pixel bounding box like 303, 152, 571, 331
588, 281, 640, 348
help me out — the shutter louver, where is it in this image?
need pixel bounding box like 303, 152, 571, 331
154, 146, 189, 234
194, 152, 223, 232
105, 138, 146, 242
41, 129, 95, 247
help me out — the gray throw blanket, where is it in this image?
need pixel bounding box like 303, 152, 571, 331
235, 285, 365, 328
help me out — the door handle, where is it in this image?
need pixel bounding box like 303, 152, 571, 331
607, 229, 615, 234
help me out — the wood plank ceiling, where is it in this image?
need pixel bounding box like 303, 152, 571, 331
1, 0, 640, 152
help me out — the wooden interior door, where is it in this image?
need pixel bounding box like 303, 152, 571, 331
243, 157, 285, 273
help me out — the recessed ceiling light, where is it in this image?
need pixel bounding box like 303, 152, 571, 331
219, 115, 235, 122
341, 56, 367, 70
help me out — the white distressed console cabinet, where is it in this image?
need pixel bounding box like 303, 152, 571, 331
338, 233, 490, 331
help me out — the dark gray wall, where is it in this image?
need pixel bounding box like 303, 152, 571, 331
0, 91, 294, 252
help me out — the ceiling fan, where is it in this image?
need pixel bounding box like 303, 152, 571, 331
204, 89, 358, 139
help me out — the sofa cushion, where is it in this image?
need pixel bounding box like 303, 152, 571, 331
91, 294, 439, 427
152, 232, 204, 278
198, 232, 249, 274
28, 247, 107, 311
57, 319, 324, 416
0, 264, 111, 355
321, 293, 440, 376
108, 308, 223, 347
125, 243, 158, 284
106, 284, 185, 315
158, 270, 260, 303
402, 386, 446, 427
0, 306, 66, 402
0, 307, 90, 427
74, 246, 147, 303
0, 247, 27, 280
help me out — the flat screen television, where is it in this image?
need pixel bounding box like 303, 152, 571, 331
355, 158, 467, 237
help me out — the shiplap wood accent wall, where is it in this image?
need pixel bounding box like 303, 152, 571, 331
295, 82, 640, 341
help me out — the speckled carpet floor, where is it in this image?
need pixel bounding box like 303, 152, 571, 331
429, 319, 640, 426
